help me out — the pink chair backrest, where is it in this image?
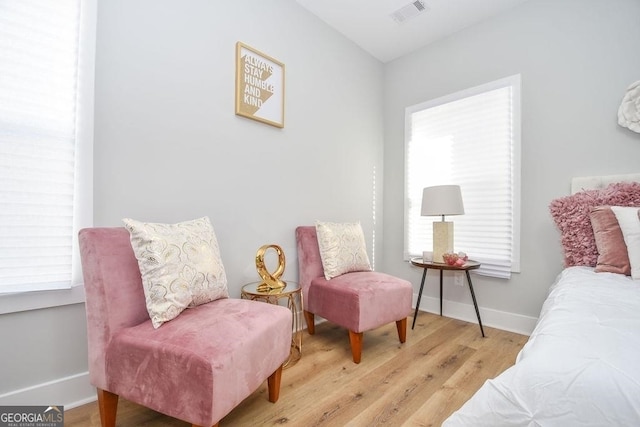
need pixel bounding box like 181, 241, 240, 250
78, 227, 149, 389
295, 226, 325, 303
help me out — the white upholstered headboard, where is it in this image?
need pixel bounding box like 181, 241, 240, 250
571, 173, 640, 194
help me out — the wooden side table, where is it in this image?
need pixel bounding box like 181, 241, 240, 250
241, 281, 303, 368
410, 257, 485, 337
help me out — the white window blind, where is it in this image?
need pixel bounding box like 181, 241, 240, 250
404, 75, 521, 279
0, 1, 87, 293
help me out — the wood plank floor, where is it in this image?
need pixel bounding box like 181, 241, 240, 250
65, 312, 528, 426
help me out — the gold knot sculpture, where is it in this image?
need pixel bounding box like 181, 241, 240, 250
255, 244, 286, 292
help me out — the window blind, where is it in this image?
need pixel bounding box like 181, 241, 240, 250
405, 75, 521, 279
0, 1, 82, 292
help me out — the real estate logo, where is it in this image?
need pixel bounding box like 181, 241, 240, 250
0, 406, 63, 427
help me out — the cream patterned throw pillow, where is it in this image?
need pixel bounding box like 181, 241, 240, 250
123, 216, 228, 328
315, 221, 372, 280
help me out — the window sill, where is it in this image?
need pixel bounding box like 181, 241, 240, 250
0, 284, 86, 315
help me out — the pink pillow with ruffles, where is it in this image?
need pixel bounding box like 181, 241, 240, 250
549, 182, 640, 267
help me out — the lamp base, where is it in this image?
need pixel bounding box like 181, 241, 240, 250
433, 221, 454, 263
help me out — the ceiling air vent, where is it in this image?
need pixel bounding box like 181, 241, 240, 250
390, 1, 428, 24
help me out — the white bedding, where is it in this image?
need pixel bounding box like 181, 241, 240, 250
444, 267, 640, 426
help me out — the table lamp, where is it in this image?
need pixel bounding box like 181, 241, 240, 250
421, 185, 465, 263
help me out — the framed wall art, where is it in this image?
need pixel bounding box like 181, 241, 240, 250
235, 42, 285, 128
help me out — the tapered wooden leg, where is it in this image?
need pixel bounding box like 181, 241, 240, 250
396, 318, 407, 343
267, 365, 283, 403
97, 388, 118, 427
348, 330, 363, 364
304, 310, 315, 334
193, 424, 218, 427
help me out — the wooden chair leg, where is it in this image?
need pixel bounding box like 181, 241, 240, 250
348, 330, 363, 364
97, 388, 118, 427
304, 310, 315, 334
267, 365, 283, 403
396, 318, 407, 343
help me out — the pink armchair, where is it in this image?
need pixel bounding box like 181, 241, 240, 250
79, 227, 292, 427
295, 226, 412, 363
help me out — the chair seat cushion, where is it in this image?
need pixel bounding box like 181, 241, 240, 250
105, 298, 292, 426
308, 271, 412, 333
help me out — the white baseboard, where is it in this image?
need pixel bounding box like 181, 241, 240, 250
413, 294, 537, 336
0, 371, 96, 410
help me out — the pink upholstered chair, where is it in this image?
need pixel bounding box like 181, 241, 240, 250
295, 226, 413, 363
79, 227, 292, 427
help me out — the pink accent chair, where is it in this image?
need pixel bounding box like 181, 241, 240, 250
79, 227, 292, 427
295, 226, 413, 363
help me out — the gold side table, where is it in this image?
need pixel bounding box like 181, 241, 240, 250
241, 281, 302, 368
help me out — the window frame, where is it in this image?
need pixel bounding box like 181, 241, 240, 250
0, 0, 95, 313
403, 74, 521, 278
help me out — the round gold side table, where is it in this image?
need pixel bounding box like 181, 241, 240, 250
241, 281, 303, 368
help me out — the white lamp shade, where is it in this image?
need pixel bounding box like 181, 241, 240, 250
421, 185, 465, 217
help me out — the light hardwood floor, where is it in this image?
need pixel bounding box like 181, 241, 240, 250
65, 312, 527, 426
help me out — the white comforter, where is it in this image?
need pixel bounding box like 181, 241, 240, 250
444, 266, 640, 426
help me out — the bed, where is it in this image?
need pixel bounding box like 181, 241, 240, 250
443, 174, 640, 426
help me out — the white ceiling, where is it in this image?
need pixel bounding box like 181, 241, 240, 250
295, 0, 530, 63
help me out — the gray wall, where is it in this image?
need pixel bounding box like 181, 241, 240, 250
0, 304, 90, 404
93, 0, 384, 290
382, 0, 640, 326
0, 0, 383, 408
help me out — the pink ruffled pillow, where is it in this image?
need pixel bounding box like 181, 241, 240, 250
549, 182, 640, 267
